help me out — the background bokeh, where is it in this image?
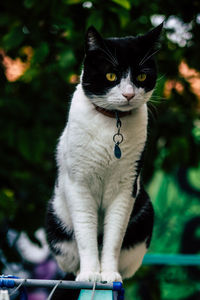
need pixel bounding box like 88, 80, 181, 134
0, 0, 200, 299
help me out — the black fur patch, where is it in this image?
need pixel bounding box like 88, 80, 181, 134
122, 185, 154, 249
132, 144, 146, 197
45, 200, 74, 255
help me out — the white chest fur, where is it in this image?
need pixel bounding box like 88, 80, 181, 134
56, 84, 147, 208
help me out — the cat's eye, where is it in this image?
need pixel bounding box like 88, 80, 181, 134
136, 73, 147, 82
106, 73, 117, 82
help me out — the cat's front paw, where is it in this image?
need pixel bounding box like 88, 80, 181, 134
101, 271, 122, 283
76, 271, 102, 282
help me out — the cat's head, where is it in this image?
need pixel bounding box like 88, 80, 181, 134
81, 24, 163, 112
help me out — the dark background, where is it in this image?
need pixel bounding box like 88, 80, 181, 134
0, 0, 200, 299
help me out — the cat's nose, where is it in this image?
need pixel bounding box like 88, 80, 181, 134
122, 92, 135, 101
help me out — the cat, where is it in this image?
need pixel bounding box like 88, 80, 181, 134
46, 23, 163, 283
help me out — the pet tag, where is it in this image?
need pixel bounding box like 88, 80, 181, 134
114, 142, 122, 159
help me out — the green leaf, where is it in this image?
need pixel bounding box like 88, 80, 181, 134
21, 66, 39, 82
86, 11, 103, 31
0, 14, 11, 26
17, 130, 32, 161
24, 0, 35, 9
0, 189, 17, 221
32, 42, 49, 64
109, 6, 130, 28
58, 49, 76, 68
2, 25, 24, 51
62, 0, 82, 4
111, 0, 131, 10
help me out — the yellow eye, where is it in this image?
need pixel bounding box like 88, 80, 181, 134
106, 73, 117, 82
137, 73, 147, 82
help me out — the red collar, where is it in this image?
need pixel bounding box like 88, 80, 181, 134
94, 104, 132, 118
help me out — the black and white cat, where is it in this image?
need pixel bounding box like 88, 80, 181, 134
46, 24, 162, 283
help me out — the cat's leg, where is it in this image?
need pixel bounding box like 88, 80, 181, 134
64, 176, 101, 282
46, 199, 80, 275
119, 187, 154, 279
100, 189, 134, 283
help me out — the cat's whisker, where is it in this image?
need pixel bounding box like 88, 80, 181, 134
105, 56, 118, 67
139, 49, 160, 66
149, 99, 162, 104
150, 94, 166, 99
82, 83, 91, 86
140, 67, 152, 74
99, 46, 118, 67
139, 48, 152, 66
156, 73, 167, 81
150, 95, 167, 102
104, 44, 118, 66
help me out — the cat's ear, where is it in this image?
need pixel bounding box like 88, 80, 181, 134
85, 26, 104, 53
143, 22, 163, 46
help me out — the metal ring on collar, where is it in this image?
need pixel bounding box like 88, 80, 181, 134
113, 133, 123, 144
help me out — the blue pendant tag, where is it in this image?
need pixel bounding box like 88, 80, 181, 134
114, 142, 121, 159
113, 111, 123, 159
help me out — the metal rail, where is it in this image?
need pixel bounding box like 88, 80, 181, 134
0, 278, 124, 300
143, 254, 200, 265
0, 278, 119, 290
0, 277, 124, 292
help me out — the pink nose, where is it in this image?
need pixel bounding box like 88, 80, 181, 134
122, 92, 135, 101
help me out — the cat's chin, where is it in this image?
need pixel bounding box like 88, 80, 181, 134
111, 103, 143, 112
114, 104, 135, 112
91, 100, 137, 112
94, 103, 140, 113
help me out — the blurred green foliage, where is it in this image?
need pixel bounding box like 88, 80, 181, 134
0, 0, 200, 299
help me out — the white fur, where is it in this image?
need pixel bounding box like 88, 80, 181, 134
56, 241, 79, 273
52, 80, 151, 282
119, 242, 147, 279
16, 228, 49, 264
